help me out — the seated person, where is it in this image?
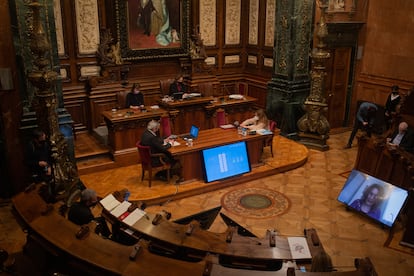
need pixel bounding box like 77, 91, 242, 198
140, 120, 183, 183
68, 189, 111, 237
126, 83, 144, 109
169, 75, 188, 99
240, 109, 269, 131
386, 121, 414, 153
25, 129, 52, 183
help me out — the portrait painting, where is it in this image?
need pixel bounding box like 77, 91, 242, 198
115, 0, 190, 61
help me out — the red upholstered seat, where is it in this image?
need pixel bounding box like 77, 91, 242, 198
136, 141, 171, 187
216, 108, 226, 127
265, 120, 277, 157
160, 116, 172, 137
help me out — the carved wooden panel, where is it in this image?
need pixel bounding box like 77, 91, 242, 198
53, 0, 65, 56
225, 0, 241, 45
199, 0, 217, 46
248, 0, 259, 45
74, 0, 100, 55
265, 0, 276, 47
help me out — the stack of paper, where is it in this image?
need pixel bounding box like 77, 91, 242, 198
99, 194, 121, 212
100, 194, 147, 226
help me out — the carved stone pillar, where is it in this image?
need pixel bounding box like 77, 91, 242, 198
26, 0, 79, 201
297, 0, 331, 151
266, 0, 315, 138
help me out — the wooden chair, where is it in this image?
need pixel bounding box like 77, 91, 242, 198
216, 108, 226, 127
265, 120, 277, 157
116, 89, 129, 108
159, 79, 175, 96
160, 115, 172, 137
136, 141, 171, 187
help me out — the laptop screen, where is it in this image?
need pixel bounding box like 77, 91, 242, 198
190, 125, 199, 138
173, 92, 184, 100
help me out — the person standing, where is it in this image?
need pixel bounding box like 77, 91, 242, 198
126, 83, 144, 109
345, 102, 378, 148
384, 85, 401, 129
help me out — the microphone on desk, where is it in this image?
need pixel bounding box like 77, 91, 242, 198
268, 229, 277, 247
186, 223, 195, 236
129, 243, 141, 261
152, 210, 171, 225
226, 226, 236, 243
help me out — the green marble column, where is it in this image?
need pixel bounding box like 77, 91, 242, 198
266, 0, 314, 138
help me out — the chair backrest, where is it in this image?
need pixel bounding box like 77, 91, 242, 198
216, 108, 226, 127
136, 141, 152, 166
269, 120, 277, 131
159, 79, 175, 95
198, 82, 215, 97
160, 116, 172, 137
117, 89, 129, 108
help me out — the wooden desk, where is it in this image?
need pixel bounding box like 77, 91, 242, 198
12, 186, 205, 275
169, 128, 271, 182
159, 96, 214, 134
159, 96, 258, 134
205, 95, 257, 128
102, 107, 168, 165
12, 186, 376, 275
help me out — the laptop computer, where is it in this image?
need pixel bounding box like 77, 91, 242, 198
182, 125, 199, 140
173, 92, 184, 100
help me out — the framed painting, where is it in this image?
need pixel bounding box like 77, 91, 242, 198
115, 0, 190, 61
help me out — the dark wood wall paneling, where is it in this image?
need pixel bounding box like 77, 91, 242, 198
59, 1, 273, 134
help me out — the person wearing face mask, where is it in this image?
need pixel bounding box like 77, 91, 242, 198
240, 109, 269, 131
126, 83, 145, 109
169, 75, 188, 99
25, 129, 52, 183
384, 85, 401, 129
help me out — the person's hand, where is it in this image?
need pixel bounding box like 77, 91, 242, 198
386, 138, 391, 143
362, 122, 368, 126
140, 105, 144, 108
39, 161, 47, 167
130, 105, 139, 110
46, 166, 52, 176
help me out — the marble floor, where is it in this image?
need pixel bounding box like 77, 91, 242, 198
1, 131, 414, 275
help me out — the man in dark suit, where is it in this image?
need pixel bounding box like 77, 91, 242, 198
387, 121, 414, 153
345, 102, 378, 149
140, 120, 183, 182
384, 85, 401, 129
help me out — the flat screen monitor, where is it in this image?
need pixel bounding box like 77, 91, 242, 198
337, 169, 409, 227
201, 141, 251, 183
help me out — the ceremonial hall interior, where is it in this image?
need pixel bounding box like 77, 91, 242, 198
1, 0, 414, 275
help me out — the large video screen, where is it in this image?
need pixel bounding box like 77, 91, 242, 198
337, 169, 409, 227
201, 141, 251, 183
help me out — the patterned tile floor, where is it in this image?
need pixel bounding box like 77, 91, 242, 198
1, 131, 414, 275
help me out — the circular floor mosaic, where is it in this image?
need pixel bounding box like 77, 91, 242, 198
221, 187, 290, 219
